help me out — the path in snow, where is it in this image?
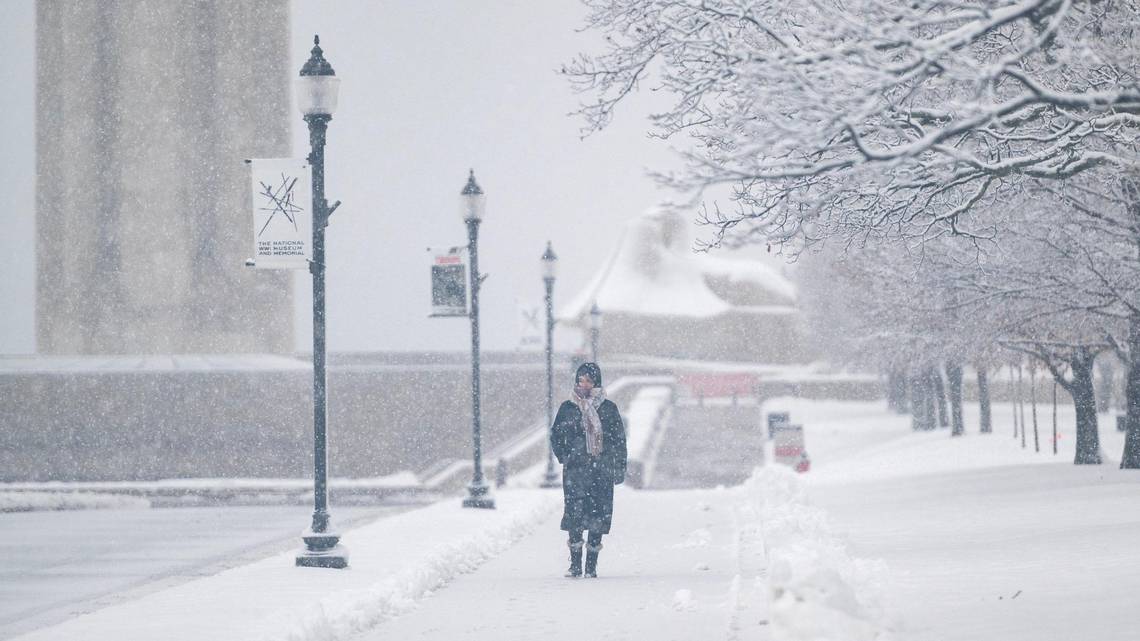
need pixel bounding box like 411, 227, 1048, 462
354, 487, 762, 641
651, 404, 766, 489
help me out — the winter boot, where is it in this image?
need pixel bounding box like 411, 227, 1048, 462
565, 540, 583, 578
584, 542, 602, 578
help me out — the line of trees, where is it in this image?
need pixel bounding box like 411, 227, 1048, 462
567, 0, 1140, 467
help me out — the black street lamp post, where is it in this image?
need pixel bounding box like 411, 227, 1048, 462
295, 36, 348, 569
589, 302, 603, 363
461, 170, 495, 509
540, 242, 560, 489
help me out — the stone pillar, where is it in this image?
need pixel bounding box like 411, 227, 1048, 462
36, 1, 293, 354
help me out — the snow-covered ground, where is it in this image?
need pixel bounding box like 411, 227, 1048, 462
0, 492, 150, 512
772, 397, 1138, 641
765, 396, 1130, 480
0, 505, 404, 638
8, 397, 1138, 641
0, 473, 427, 511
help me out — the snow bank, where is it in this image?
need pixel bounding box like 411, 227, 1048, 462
740, 466, 890, 641
259, 492, 559, 641
671, 588, 697, 611
0, 491, 150, 512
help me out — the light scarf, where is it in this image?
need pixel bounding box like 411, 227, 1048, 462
572, 385, 606, 457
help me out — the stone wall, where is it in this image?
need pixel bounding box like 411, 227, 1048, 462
0, 357, 549, 482
6, 353, 1000, 483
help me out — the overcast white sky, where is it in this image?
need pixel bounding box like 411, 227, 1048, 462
0, 1, 748, 355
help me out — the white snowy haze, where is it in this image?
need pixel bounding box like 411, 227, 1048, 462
0, 0, 683, 354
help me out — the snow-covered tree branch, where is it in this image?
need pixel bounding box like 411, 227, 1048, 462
568, 0, 1139, 250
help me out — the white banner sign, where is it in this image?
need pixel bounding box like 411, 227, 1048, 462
517, 302, 543, 350
249, 159, 311, 270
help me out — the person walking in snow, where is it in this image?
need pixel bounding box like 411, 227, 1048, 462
551, 362, 627, 578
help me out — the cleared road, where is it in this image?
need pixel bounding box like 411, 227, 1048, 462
0, 503, 414, 639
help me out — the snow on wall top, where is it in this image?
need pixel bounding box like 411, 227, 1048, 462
0, 354, 311, 374
560, 207, 796, 321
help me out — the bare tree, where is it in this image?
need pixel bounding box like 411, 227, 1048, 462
1009, 340, 1105, 464
795, 236, 1001, 434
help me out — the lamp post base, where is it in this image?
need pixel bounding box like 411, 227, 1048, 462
539, 467, 561, 489
296, 529, 349, 569
296, 544, 350, 569
462, 480, 496, 509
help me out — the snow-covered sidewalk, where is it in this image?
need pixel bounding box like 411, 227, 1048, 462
13, 484, 784, 641
13, 491, 560, 641
354, 487, 764, 641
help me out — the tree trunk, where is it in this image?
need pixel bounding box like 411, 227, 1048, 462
947, 361, 964, 437
911, 371, 931, 431
1010, 365, 1020, 440
1096, 359, 1114, 414
1052, 381, 1058, 455
926, 368, 940, 430
1017, 365, 1026, 445
1121, 317, 1140, 469
932, 367, 949, 428
1029, 364, 1039, 453
910, 371, 922, 430
1069, 351, 1103, 465
978, 368, 992, 434
887, 369, 908, 414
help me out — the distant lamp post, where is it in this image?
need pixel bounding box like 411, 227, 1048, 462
540, 242, 560, 489
461, 170, 495, 509
295, 35, 348, 569
589, 302, 603, 362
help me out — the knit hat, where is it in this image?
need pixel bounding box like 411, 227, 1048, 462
575, 362, 602, 387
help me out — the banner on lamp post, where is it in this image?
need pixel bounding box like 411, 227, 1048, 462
428, 247, 468, 317
249, 159, 312, 270
517, 302, 543, 350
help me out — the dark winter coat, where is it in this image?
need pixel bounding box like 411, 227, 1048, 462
551, 398, 627, 534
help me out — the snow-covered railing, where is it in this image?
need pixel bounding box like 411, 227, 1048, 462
0, 472, 426, 505
418, 425, 550, 493
420, 375, 677, 491
420, 459, 479, 492
623, 386, 674, 489
0, 491, 152, 513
